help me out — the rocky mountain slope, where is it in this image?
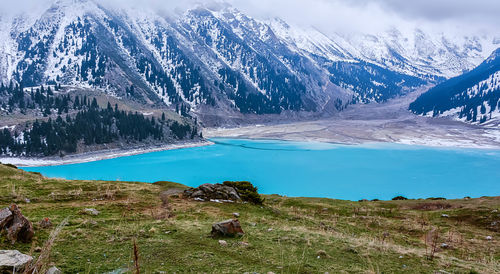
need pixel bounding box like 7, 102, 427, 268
0, 0, 497, 125
410, 48, 500, 125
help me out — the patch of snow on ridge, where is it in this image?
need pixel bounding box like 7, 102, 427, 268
268, 18, 353, 62
465, 71, 500, 97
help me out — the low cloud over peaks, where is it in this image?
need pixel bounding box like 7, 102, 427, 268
226, 0, 500, 36
2, 0, 499, 37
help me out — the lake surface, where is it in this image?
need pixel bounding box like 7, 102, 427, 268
22, 138, 500, 200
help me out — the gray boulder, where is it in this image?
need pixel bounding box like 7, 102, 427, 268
184, 184, 241, 202
83, 208, 100, 216
0, 250, 33, 273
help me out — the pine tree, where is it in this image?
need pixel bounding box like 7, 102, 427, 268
91, 98, 98, 109
74, 96, 80, 108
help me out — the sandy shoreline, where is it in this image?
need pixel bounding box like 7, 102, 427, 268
0, 140, 213, 167
205, 125, 500, 150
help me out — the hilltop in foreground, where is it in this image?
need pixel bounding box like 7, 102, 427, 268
0, 164, 499, 272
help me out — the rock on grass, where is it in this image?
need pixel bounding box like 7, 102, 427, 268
0, 250, 33, 272
212, 219, 244, 237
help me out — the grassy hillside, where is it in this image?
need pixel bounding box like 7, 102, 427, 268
0, 164, 499, 273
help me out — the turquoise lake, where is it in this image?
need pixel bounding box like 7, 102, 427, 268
22, 138, 500, 201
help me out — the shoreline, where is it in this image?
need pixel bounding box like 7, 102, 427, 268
204, 87, 500, 150
204, 122, 500, 150
2, 131, 498, 168
208, 132, 500, 150
0, 140, 213, 167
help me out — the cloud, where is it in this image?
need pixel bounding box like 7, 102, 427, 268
97, 0, 201, 15
1, 0, 498, 37
357, 0, 500, 22
225, 0, 500, 36
0, 0, 51, 15
226, 0, 402, 34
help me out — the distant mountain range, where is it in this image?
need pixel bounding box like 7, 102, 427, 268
410, 48, 500, 125
0, 0, 498, 125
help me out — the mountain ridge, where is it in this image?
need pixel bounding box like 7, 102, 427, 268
0, 0, 498, 125
409, 47, 500, 125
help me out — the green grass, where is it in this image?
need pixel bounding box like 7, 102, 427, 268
0, 164, 499, 273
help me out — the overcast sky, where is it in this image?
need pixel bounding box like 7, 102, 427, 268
3, 0, 499, 36
227, 0, 500, 35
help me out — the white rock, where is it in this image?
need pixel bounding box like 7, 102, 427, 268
441, 214, 449, 218
486, 236, 493, 241
0, 250, 33, 272
84, 208, 100, 216
233, 212, 240, 218
218, 240, 228, 246
47, 266, 62, 274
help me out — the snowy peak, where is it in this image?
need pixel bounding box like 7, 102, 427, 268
268, 18, 354, 62
335, 29, 497, 79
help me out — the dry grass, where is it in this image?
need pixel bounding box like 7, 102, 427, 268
0, 165, 499, 273
410, 202, 454, 211
24, 217, 69, 274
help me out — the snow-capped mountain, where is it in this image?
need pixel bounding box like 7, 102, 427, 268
268, 19, 498, 79
339, 29, 496, 79
409, 48, 500, 125
0, 0, 497, 124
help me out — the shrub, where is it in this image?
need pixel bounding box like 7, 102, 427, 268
392, 196, 408, 201
223, 181, 263, 205
426, 197, 446, 200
